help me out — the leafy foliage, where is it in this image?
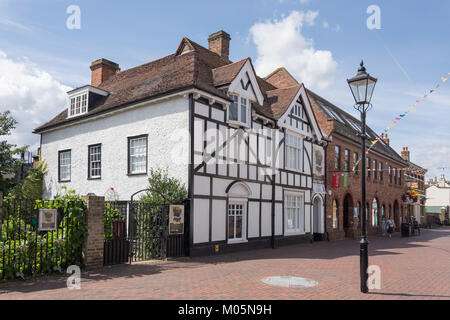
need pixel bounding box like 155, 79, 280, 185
7, 161, 48, 200
139, 168, 187, 205
0, 111, 28, 194
0, 187, 87, 279
104, 202, 125, 240
129, 168, 187, 260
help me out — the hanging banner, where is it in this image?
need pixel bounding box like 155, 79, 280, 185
340, 173, 349, 189
332, 173, 340, 189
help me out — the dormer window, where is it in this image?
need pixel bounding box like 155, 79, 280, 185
67, 85, 109, 119
69, 92, 88, 117
228, 94, 250, 127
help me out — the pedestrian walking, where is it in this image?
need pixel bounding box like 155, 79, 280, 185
387, 218, 395, 238
413, 217, 420, 236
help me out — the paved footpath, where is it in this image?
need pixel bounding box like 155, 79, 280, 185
1, 227, 449, 300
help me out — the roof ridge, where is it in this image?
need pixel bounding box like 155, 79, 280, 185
267, 83, 303, 92
264, 67, 298, 82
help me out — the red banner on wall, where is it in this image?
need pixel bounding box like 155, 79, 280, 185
332, 173, 341, 189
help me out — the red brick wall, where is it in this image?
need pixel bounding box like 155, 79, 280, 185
325, 135, 407, 240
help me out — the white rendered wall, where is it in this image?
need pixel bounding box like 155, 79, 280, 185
426, 186, 450, 206
40, 96, 189, 200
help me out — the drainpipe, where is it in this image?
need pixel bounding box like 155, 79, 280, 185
271, 126, 277, 249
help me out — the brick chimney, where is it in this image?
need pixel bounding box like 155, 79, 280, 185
208, 30, 231, 60
90, 58, 120, 87
381, 133, 390, 146
401, 147, 410, 161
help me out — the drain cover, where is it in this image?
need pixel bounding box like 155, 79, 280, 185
261, 276, 318, 288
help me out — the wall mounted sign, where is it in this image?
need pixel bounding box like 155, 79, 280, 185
313, 145, 324, 178
38, 209, 58, 231
169, 205, 184, 235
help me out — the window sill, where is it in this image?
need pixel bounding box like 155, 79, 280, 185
88, 177, 101, 181
284, 231, 305, 237
59, 180, 71, 183
127, 173, 148, 177
227, 239, 248, 245
228, 121, 250, 129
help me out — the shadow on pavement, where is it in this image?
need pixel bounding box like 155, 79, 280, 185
368, 292, 450, 299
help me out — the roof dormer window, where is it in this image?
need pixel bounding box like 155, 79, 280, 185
69, 92, 88, 117
67, 85, 109, 119
228, 94, 250, 127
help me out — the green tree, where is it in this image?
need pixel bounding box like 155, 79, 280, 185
7, 161, 48, 200
0, 111, 27, 194
139, 168, 187, 204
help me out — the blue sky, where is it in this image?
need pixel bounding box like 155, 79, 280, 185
0, 0, 449, 179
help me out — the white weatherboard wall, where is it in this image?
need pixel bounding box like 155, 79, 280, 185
41, 96, 189, 200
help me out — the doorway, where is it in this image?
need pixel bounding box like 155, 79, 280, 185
343, 194, 354, 238
313, 196, 323, 241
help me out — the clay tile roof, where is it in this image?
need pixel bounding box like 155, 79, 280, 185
34, 37, 231, 133
212, 58, 249, 87
264, 84, 302, 119
264, 67, 299, 89
34, 36, 307, 132
306, 89, 407, 164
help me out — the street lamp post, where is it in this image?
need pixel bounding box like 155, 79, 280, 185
347, 61, 378, 294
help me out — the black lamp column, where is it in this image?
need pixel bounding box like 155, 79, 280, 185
347, 61, 377, 294
360, 110, 369, 293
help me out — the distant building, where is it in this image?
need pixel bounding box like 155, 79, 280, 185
308, 92, 409, 240
401, 147, 427, 225
425, 174, 450, 224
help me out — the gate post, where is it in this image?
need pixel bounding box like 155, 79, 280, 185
83, 194, 105, 269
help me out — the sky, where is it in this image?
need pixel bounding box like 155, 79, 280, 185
0, 0, 449, 179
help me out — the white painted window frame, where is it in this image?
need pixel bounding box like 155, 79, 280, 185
227, 94, 250, 128
284, 190, 305, 236
68, 89, 89, 118
59, 150, 71, 182
129, 136, 148, 175
88, 144, 102, 179
227, 198, 248, 244
285, 131, 303, 172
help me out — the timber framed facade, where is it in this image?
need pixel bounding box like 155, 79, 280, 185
34, 30, 329, 256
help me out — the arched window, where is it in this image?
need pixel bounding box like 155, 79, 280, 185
382, 205, 385, 219
333, 200, 339, 229
372, 199, 378, 227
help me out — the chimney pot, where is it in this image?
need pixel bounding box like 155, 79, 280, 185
381, 133, 390, 146
401, 146, 410, 162
90, 58, 120, 87
208, 30, 231, 61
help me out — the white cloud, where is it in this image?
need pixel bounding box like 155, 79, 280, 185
250, 10, 338, 90
322, 21, 329, 29
0, 50, 71, 151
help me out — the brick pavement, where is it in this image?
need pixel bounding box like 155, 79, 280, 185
0, 227, 449, 300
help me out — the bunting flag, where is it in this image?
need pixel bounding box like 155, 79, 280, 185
352, 73, 450, 172
332, 166, 450, 174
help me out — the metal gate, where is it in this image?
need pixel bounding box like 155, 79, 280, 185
128, 202, 169, 261
103, 192, 188, 266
